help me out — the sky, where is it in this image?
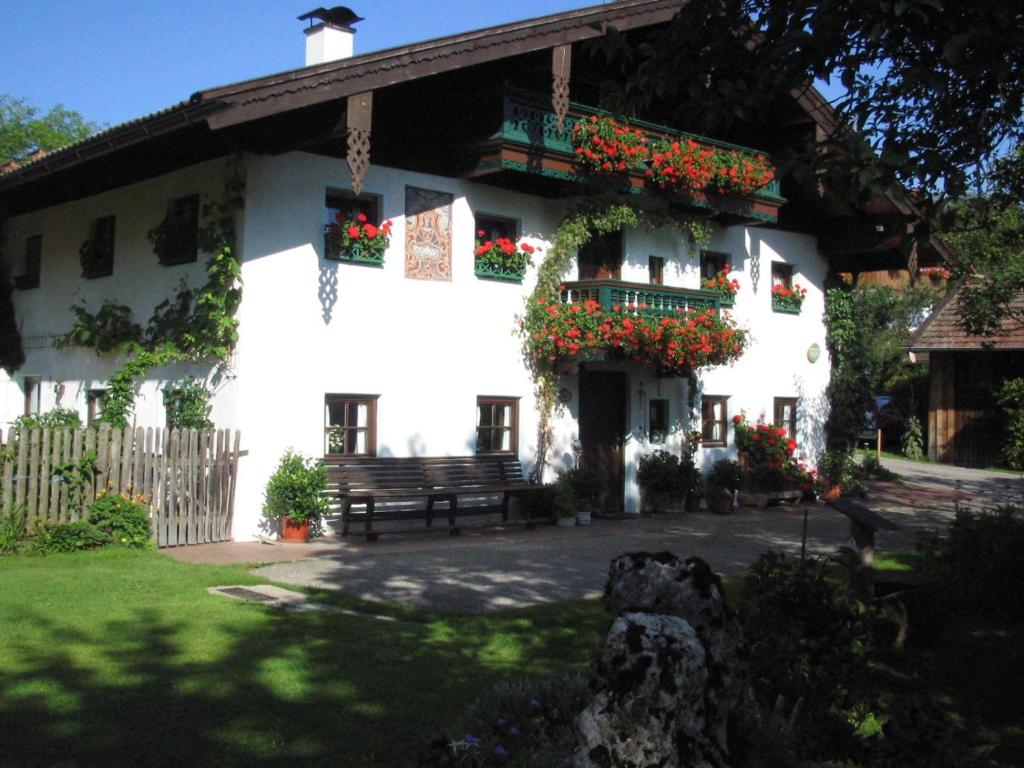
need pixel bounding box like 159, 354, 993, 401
0, 0, 607, 130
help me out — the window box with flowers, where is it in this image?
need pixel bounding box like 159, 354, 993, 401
572, 116, 650, 175
324, 212, 393, 265
474, 232, 538, 282
771, 283, 807, 314
701, 266, 739, 308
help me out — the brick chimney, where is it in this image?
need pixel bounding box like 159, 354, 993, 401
299, 6, 363, 66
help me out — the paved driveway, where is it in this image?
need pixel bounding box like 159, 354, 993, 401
171, 458, 1022, 613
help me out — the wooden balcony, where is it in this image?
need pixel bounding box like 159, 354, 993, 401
560, 280, 721, 317
467, 89, 785, 224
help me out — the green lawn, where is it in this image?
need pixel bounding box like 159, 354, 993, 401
2, 548, 1020, 767
0, 548, 606, 767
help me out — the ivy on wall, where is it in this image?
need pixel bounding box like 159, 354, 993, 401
520, 196, 716, 481
62, 161, 245, 427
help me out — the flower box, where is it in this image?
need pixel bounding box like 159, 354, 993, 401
770, 283, 806, 314
326, 240, 385, 266
325, 213, 392, 265
474, 261, 527, 282
701, 266, 739, 308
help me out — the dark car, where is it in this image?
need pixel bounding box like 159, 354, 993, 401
858, 395, 906, 449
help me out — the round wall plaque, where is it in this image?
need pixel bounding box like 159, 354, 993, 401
558, 387, 573, 403
807, 343, 821, 363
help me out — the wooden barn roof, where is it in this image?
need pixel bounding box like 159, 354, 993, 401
909, 285, 1024, 352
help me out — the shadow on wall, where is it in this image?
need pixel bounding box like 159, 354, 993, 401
795, 374, 830, 461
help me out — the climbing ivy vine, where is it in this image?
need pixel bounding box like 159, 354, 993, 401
61, 161, 245, 427
521, 196, 713, 481
0, 252, 25, 372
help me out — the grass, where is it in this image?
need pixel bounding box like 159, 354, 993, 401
2, 546, 1021, 767
0, 548, 607, 767
859, 448, 1023, 475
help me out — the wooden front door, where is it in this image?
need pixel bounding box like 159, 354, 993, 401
579, 371, 626, 513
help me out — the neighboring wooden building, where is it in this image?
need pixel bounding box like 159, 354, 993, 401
909, 287, 1024, 467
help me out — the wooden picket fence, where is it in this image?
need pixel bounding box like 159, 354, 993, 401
0, 426, 243, 547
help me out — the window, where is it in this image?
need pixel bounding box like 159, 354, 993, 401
325, 190, 380, 228
771, 262, 793, 290
82, 215, 115, 278
157, 195, 199, 265
87, 389, 107, 425
701, 395, 728, 447
14, 235, 42, 290
23, 376, 41, 416
774, 397, 798, 440
578, 230, 622, 280
648, 256, 664, 286
700, 250, 729, 280
475, 214, 517, 243
649, 398, 669, 443
324, 394, 378, 456
476, 397, 519, 454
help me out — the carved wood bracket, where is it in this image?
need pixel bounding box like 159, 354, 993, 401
552, 45, 572, 132
346, 91, 373, 196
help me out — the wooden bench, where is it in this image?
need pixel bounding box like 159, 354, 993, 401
826, 497, 901, 600
323, 455, 548, 540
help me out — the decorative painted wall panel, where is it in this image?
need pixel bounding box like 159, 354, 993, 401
404, 186, 453, 281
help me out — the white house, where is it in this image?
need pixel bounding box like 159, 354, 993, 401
0, 1, 909, 540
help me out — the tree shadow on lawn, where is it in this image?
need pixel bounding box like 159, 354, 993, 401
0, 599, 607, 767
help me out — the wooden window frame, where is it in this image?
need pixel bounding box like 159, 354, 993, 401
774, 397, 798, 440
700, 250, 729, 280
577, 229, 623, 280
324, 394, 379, 457
648, 255, 665, 286
701, 395, 729, 447
157, 194, 200, 266
14, 234, 42, 290
476, 396, 519, 455
325, 190, 382, 228
23, 376, 41, 416
82, 215, 116, 279
474, 213, 518, 244
648, 398, 669, 443
771, 262, 794, 290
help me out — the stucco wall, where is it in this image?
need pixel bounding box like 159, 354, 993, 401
2, 151, 831, 539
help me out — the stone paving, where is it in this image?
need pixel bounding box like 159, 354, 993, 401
163, 457, 1022, 613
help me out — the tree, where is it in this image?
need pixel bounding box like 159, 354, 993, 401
0, 94, 98, 165
597, 0, 1024, 210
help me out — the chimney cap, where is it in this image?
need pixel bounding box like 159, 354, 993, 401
298, 6, 363, 30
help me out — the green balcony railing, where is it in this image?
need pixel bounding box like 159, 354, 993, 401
560, 280, 721, 318
499, 89, 784, 203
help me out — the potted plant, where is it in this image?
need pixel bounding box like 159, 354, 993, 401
324, 212, 393, 264
701, 265, 740, 307
563, 464, 603, 525
474, 233, 537, 282
707, 459, 743, 514
770, 283, 807, 313
571, 115, 650, 174
552, 474, 579, 528
637, 449, 687, 513
262, 450, 329, 543
817, 448, 852, 500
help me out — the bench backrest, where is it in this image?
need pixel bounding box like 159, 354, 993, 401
323, 455, 529, 497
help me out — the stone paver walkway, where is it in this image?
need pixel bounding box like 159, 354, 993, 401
164, 458, 1023, 613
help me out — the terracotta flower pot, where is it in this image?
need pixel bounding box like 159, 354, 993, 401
280, 517, 311, 543
822, 482, 842, 501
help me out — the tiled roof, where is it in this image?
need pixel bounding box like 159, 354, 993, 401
909, 284, 1024, 351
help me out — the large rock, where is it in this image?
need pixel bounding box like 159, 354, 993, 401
572, 552, 751, 768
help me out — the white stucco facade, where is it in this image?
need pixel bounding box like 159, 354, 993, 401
1, 151, 831, 539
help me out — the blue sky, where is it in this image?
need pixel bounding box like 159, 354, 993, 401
1, 1, 602, 129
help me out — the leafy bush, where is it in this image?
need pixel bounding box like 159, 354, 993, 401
561, 465, 603, 508
162, 376, 214, 430
551, 474, 579, 519
262, 450, 329, 525
854, 454, 899, 482
0, 504, 27, 554
87, 492, 152, 548
27, 520, 111, 554
926, 506, 1024, 618
740, 552, 871, 717
997, 377, 1024, 469
9, 407, 82, 445
637, 449, 694, 495
419, 676, 588, 767
708, 458, 743, 492
901, 415, 925, 461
